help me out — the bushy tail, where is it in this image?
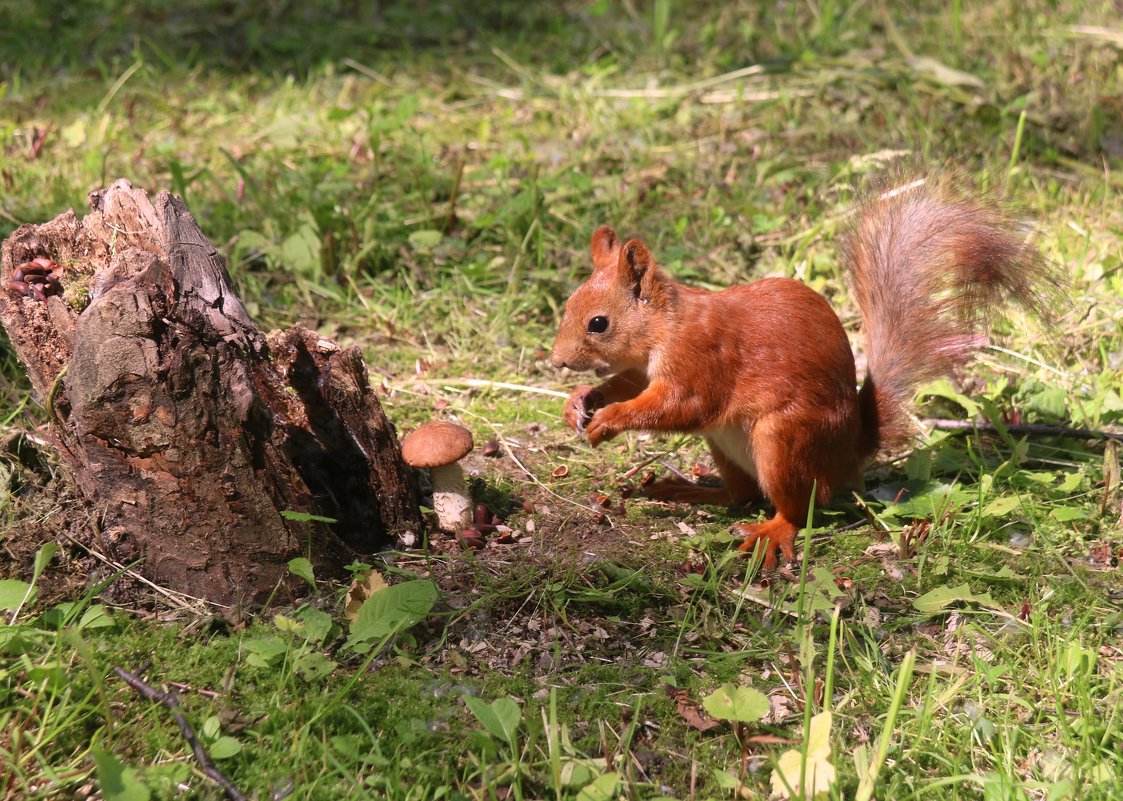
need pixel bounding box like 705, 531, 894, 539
841, 176, 1056, 456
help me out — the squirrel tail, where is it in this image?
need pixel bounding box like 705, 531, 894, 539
842, 175, 1057, 458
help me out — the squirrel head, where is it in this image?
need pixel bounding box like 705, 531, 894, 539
550, 226, 672, 376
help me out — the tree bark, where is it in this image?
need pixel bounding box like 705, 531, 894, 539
0, 179, 420, 606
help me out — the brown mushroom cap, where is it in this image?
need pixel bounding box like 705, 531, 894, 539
401, 422, 474, 468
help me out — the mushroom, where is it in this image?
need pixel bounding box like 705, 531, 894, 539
401, 421, 474, 532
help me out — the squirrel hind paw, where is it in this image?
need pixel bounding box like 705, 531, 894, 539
733, 519, 799, 569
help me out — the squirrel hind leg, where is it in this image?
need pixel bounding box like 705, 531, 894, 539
642, 449, 765, 506
734, 514, 799, 569
643, 477, 733, 504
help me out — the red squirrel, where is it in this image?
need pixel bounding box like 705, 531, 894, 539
550, 177, 1052, 568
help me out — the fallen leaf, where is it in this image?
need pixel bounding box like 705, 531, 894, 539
666, 686, 720, 732
764, 692, 794, 724
771, 711, 836, 799
344, 568, 388, 621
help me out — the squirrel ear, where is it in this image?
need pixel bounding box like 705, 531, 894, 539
620, 239, 657, 300
590, 226, 621, 272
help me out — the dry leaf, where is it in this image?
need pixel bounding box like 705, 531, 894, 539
665, 686, 720, 732
344, 568, 388, 621
764, 692, 795, 724
771, 711, 836, 799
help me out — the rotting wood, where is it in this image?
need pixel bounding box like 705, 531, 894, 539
0, 179, 420, 606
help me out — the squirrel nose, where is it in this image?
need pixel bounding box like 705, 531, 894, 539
550, 354, 567, 370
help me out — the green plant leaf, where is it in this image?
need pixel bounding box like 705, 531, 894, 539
202, 716, 221, 740
280, 217, 321, 277
913, 584, 1001, 614
700, 683, 769, 723
982, 495, 1023, 517
408, 229, 443, 250
576, 771, 619, 801
294, 651, 337, 682
32, 542, 59, 583
287, 557, 316, 588
712, 769, 743, 790
78, 605, 115, 630
1050, 506, 1089, 522
345, 580, 438, 652
208, 736, 242, 760
464, 695, 521, 743
280, 510, 337, 524
1019, 383, 1067, 421
296, 607, 334, 645
1061, 641, 1096, 680
242, 635, 289, 668
94, 746, 151, 801
878, 481, 969, 521
917, 378, 980, 416
0, 580, 33, 612
561, 759, 598, 787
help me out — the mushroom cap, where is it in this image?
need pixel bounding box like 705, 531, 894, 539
401, 421, 474, 468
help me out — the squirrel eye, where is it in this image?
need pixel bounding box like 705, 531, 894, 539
587, 316, 609, 334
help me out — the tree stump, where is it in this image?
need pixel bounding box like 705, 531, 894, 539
0, 179, 421, 606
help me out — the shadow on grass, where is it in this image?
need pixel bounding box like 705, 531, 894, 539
1, 0, 598, 77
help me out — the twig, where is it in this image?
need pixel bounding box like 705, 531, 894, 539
588, 64, 767, 98
340, 57, 392, 85
60, 530, 226, 611
622, 450, 668, 479
658, 460, 693, 483
921, 418, 1123, 442
499, 435, 601, 517
114, 666, 249, 801
166, 681, 222, 699
395, 377, 568, 399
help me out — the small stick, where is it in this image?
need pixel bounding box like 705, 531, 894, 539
622, 450, 669, 479
396, 377, 569, 399
921, 418, 1123, 443
113, 666, 249, 801
658, 460, 693, 483
166, 680, 222, 699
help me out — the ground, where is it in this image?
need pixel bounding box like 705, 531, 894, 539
1, 1, 1122, 800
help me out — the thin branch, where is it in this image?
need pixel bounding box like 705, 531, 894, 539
396, 377, 569, 399
113, 666, 249, 801
921, 418, 1123, 442
61, 530, 226, 611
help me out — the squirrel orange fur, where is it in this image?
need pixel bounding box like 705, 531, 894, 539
550, 177, 1053, 568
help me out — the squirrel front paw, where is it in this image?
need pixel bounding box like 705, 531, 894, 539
585, 406, 622, 447
563, 385, 606, 435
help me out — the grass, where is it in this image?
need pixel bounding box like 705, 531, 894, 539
2, 0, 1123, 799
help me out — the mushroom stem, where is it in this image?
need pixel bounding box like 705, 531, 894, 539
430, 462, 472, 531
